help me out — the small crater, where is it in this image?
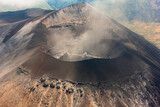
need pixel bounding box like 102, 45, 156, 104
50, 83, 55, 88
56, 86, 60, 89
40, 78, 46, 83
66, 88, 74, 94
43, 83, 49, 88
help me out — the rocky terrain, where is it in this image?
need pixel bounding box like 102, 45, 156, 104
0, 2, 160, 107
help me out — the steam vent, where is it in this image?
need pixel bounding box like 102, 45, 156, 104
0, 2, 160, 107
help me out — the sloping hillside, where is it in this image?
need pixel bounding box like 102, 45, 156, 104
47, 0, 160, 22
0, 8, 53, 24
